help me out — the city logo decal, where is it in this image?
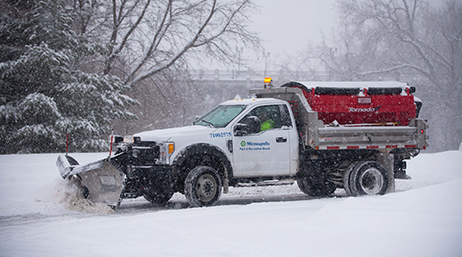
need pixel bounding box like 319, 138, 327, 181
239, 141, 270, 151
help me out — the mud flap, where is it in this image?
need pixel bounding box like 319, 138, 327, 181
57, 155, 124, 208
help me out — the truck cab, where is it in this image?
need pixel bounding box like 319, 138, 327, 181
134, 98, 299, 180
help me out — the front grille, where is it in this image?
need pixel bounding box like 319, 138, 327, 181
129, 142, 160, 165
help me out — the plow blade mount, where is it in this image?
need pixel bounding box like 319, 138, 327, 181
57, 154, 123, 208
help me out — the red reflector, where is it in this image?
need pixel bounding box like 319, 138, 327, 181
347, 146, 360, 149
327, 146, 340, 149
405, 145, 417, 148
420, 129, 424, 134
386, 145, 398, 148
367, 146, 379, 149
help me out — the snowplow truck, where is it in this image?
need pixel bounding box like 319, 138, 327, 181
56, 80, 428, 209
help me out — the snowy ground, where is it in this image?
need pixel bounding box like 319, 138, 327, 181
1, 151, 462, 257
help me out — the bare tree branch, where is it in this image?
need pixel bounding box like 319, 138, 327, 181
82, 0, 258, 88
103, 0, 150, 74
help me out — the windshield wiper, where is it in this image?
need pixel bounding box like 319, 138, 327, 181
200, 119, 214, 128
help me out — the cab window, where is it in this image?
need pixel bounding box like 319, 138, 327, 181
239, 105, 282, 133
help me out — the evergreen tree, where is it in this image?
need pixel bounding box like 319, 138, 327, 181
0, 0, 137, 154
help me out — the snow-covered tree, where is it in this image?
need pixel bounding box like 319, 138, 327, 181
0, 0, 137, 153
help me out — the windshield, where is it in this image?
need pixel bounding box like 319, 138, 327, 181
193, 104, 246, 128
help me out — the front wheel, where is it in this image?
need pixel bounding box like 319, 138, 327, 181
185, 166, 222, 207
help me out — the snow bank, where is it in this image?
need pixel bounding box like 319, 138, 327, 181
1, 151, 462, 257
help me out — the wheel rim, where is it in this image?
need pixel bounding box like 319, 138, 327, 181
359, 167, 384, 195
195, 173, 217, 202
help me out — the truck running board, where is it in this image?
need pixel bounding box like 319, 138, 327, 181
236, 179, 295, 187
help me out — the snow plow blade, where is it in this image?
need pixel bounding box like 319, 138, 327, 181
56, 154, 123, 208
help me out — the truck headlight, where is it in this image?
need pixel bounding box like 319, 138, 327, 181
123, 136, 141, 143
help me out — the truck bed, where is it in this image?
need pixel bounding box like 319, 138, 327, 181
251, 87, 428, 151
281, 81, 418, 126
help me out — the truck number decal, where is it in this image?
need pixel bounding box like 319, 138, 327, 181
209, 132, 232, 138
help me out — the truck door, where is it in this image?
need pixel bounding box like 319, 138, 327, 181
232, 104, 292, 177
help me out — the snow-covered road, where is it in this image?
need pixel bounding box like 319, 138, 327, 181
1, 151, 462, 257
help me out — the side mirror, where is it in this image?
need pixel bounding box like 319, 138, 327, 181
234, 116, 261, 136
247, 116, 261, 134
234, 123, 246, 136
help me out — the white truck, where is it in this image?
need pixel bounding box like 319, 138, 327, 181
57, 80, 428, 209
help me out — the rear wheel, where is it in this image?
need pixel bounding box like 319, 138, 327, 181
297, 173, 336, 197
185, 166, 222, 207
344, 161, 388, 196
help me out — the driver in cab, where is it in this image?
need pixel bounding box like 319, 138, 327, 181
258, 108, 274, 131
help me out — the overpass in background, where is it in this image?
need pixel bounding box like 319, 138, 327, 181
188, 69, 407, 102
190, 69, 333, 88
189, 69, 333, 101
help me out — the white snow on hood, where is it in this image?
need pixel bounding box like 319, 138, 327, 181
134, 125, 215, 142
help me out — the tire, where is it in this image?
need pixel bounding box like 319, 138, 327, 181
343, 163, 357, 196
297, 173, 336, 197
345, 161, 388, 196
143, 188, 174, 205
185, 166, 222, 207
